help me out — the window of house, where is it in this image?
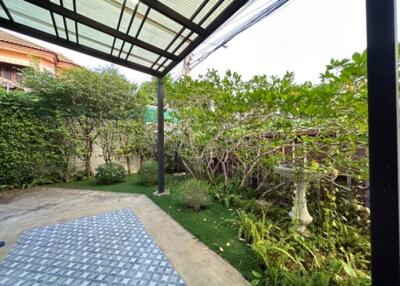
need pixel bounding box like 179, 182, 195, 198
1, 65, 12, 80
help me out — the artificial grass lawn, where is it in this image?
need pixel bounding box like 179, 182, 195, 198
54, 175, 261, 281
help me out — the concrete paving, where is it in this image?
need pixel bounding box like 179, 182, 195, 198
0, 187, 249, 286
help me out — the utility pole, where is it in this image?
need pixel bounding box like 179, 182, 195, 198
183, 54, 192, 77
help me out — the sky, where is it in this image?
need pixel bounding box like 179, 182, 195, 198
2, 0, 375, 84
192, 0, 368, 83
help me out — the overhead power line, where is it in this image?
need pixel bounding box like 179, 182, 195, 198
190, 0, 292, 71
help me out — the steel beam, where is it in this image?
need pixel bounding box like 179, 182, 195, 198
23, 0, 178, 61
161, 0, 251, 76
151, 0, 211, 70
140, 0, 207, 38
126, 7, 150, 62
157, 77, 165, 193
110, 0, 127, 56
366, 0, 400, 284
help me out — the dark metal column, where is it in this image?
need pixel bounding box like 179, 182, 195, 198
366, 0, 400, 284
157, 77, 165, 193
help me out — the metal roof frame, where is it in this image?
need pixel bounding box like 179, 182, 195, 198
0, 0, 251, 77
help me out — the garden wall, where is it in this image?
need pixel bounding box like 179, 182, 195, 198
72, 142, 141, 174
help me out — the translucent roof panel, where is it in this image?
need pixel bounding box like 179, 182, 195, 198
4, 0, 56, 36
0, 0, 251, 77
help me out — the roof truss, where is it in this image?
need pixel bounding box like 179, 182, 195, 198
0, 0, 250, 77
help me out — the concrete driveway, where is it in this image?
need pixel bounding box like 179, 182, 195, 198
0, 187, 249, 286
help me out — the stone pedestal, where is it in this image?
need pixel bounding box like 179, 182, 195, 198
274, 165, 322, 235
289, 181, 313, 233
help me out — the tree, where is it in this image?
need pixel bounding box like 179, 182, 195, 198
23, 65, 141, 177
166, 50, 368, 194
116, 120, 147, 174
98, 120, 119, 163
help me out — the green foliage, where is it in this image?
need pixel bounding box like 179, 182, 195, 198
73, 170, 88, 182
23, 65, 144, 178
163, 51, 370, 285
167, 51, 368, 191
137, 161, 158, 185
1, 65, 146, 189
164, 137, 183, 173
221, 182, 371, 285
178, 178, 210, 211
0, 90, 62, 189
116, 120, 150, 174
95, 163, 126, 185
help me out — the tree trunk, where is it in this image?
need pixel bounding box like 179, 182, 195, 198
84, 135, 94, 177
221, 162, 228, 186
86, 159, 94, 178
63, 168, 71, 183
139, 156, 144, 168
126, 156, 131, 174
103, 149, 110, 163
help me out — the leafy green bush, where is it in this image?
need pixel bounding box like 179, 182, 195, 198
95, 163, 126, 185
179, 179, 210, 211
73, 170, 88, 182
137, 161, 158, 185
0, 90, 61, 190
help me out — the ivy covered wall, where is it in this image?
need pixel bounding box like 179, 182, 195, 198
0, 91, 60, 189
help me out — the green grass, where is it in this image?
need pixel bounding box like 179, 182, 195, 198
53, 175, 261, 281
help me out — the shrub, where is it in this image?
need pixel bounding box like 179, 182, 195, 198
223, 185, 372, 286
95, 163, 126, 185
73, 170, 88, 182
179, 179, 210, 211
138, 161, 158, 185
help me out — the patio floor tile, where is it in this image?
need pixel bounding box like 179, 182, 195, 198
0, 208, 186, 286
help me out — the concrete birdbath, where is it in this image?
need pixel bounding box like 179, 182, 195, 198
274, 165, 323, 234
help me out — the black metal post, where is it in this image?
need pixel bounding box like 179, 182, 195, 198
366, 0, 400, 285
157, 77, 165, 193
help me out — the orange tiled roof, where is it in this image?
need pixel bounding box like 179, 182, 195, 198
0, 29, 78, 66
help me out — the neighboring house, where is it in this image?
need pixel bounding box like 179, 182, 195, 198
0, 29, 79, 90
144, 105, 178, 125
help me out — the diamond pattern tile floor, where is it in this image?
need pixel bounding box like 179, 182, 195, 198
0, 208, 186, 286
